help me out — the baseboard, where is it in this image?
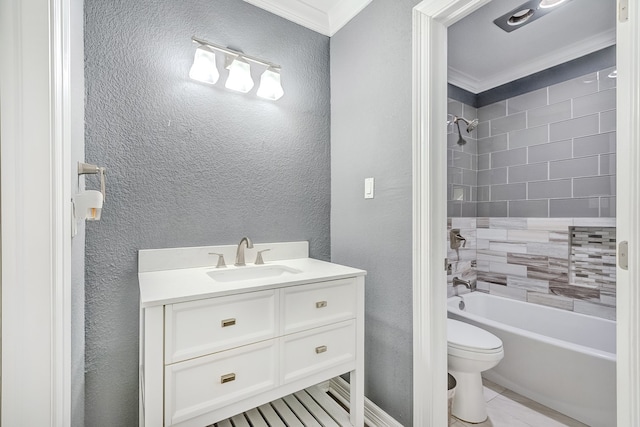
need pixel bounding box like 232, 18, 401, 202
328, 377, 404, 427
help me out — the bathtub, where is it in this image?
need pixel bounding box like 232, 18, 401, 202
447, 292, 616, 427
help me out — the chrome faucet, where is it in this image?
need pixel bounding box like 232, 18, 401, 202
453, 277, 475, 295
234, 236, 254, 266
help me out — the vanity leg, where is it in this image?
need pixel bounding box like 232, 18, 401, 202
142, 306, 164, 427
350, 278, 365, 426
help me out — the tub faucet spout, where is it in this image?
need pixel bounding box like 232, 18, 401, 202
453, 277, 475, 294
235, 236, 254, 266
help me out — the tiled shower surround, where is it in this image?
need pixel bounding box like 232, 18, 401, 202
447, 217, 616, 320
447, 65, 617, 319
448, 65, 616, 218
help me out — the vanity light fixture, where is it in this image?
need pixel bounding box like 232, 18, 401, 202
72, 162, 107, 237
190, 37, 284, 100
257, 66, 284, 100
189, 46, 219, 84
225, 56, 254, 93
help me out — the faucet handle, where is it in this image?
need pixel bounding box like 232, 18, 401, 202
209, 252, 226, 268
255, 249, 270, 265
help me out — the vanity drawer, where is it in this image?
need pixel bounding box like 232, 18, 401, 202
282, 278, 357, 334
281, 320, 356, 383
165, 290, 276, 364
164, 339, 278, 426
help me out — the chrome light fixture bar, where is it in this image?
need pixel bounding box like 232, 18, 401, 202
191, 36, 284, 100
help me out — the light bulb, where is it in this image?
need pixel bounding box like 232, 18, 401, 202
257, 67, 284, 101
225, 57, 254, 93
189, 47, 219, 84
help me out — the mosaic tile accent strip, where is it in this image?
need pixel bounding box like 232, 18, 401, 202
447, 217, 616, 320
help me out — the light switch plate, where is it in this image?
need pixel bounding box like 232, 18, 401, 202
364, 177, 374, 199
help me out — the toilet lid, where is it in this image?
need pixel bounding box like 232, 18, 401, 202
447, 318, 503, 353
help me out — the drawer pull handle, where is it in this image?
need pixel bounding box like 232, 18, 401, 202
316, 301, 327, 309
221, 373, 236, 384
315, 345, 327, 354
221, 318, 236, 327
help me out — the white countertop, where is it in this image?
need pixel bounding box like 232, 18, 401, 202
138, 257, 366, 308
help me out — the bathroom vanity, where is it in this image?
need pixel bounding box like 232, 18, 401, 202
138, 241, 365, 426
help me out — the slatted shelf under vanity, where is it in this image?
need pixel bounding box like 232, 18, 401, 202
210, 386, 352, 427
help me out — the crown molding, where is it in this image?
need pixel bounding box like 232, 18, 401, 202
449, 28, 616, 93
326, 0, 372, 35
242, 0, 371, 36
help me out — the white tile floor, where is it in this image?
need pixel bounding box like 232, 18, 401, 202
451, 379, 589, 427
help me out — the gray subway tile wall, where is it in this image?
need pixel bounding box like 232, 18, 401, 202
549, 197, 601, 217
549, 156, 600, 179
548, 72, 598, 103
506, 87, 547, 114
527, 100, 571, 127
448, 65, 616, 218
549, 114, 600, 142
448, 99, 479, 217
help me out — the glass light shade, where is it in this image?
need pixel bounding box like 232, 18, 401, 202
189, 47, 219, 84
257, 67, 284, 101
225, 57, 254, 93
539, 0, 568, 8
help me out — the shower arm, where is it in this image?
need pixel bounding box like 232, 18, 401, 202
449, 115, 478, 133
454, 116, 471, 126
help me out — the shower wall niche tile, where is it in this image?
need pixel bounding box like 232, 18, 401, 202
447, 217, 616, 320
569, 226, 616, 289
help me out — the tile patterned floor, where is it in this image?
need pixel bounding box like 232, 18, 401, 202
451, 379, 589, 427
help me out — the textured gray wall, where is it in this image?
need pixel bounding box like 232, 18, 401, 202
84, 0, 330, 424
330, 0, 419, 424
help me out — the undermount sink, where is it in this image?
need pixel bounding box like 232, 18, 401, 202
206, 264, 303, 282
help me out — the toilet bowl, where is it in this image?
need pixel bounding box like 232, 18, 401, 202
447, 318, 504, 423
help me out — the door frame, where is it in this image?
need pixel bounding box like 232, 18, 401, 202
411, 1, 640, 426
1, 0, 73, 424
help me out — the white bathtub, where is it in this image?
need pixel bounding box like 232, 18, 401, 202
447, 292, 616, 427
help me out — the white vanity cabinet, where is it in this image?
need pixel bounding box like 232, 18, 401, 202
138, 243, 365, 427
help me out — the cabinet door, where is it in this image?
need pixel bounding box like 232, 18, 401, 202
165, 290, 277, 364
282, 279, 357, 334
165, 340, 278, 426
281, 320, 356, 384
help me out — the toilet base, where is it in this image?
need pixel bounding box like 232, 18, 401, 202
449, 370, 487, 423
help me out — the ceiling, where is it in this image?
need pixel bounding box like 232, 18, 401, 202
448, 0, 617, 93
243, 0, 616, 93
242, 0, 372, 36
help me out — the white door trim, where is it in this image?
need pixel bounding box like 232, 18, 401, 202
1, 0, 72, 424
411, 1, 639, 426
615, 0, 640, 424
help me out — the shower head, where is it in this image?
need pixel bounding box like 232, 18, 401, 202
465, 118, 479, 133
451, 115, 477, 145
455, 120, 467, 146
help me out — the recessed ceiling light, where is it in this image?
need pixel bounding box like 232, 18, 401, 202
494, 0, 572, 32
539, 0, 568, 8
507, 8, 535, 26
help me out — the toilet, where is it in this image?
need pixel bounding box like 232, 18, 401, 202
447, 318, 504, 423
